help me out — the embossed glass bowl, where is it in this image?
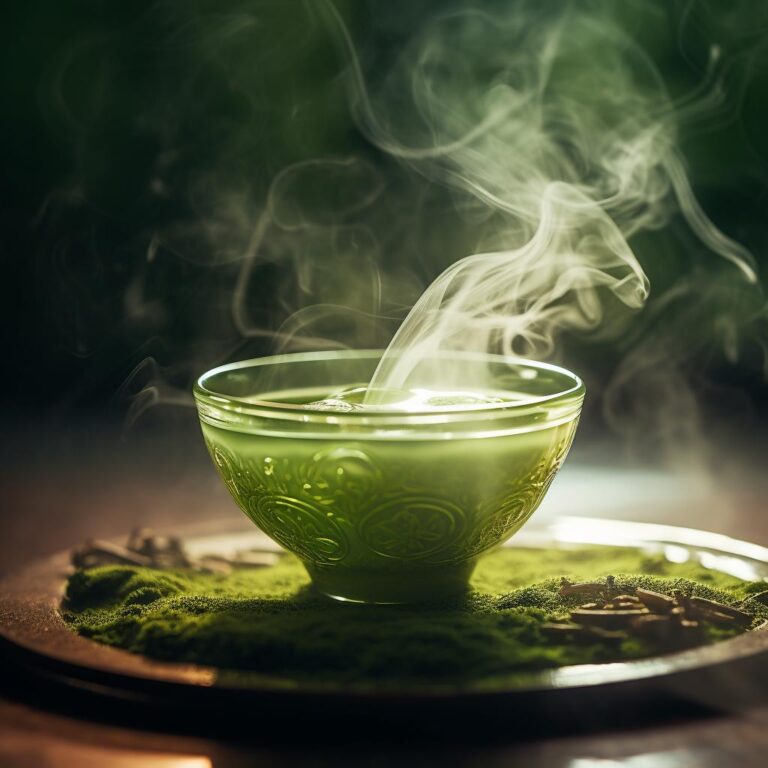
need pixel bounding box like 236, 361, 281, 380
194, 350, 584, 603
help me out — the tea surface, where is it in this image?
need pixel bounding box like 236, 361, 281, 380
304, 386, 508, 411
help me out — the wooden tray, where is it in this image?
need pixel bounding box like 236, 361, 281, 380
2, 517, 767, 737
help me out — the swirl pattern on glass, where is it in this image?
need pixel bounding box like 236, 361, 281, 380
205, 428, 573, 567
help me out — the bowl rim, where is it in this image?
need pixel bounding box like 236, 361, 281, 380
193, 349, 584, 431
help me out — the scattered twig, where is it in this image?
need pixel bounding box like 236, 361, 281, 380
71, 530, 283, 573
544, 576, 754, 648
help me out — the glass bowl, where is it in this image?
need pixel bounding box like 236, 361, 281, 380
193, 350, 584, 604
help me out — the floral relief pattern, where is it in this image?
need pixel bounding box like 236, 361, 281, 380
206, 426, 574, 568
302, 447, 381, 511
461, 431, 575, 558
248, 494, 349, 564
206, 441, 358, 566
359, 496, 466, 560
464, 486, 541, 558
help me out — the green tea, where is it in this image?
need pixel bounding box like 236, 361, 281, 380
201, 385, 578, 603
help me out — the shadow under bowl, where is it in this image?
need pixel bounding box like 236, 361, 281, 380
193, 349, 584, 604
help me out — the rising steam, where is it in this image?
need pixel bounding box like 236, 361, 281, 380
318, 1, 758, 397
59, 0, 765, 465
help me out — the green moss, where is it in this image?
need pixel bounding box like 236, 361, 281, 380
62, 546, 767, 689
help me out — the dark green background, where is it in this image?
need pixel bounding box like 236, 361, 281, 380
3, 0, 768, 452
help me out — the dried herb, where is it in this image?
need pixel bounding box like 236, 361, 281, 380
543, 577, 755, 649
72, 528, 280, 573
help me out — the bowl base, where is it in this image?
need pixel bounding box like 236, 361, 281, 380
305, 560, 478, 605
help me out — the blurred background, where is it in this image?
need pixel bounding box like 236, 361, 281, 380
2, 0, 768, 570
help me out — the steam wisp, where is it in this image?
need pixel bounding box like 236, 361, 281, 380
319, 1, 758, 399
57, 0, 765, 466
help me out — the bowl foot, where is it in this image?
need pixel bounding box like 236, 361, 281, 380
304, 560, 478, 605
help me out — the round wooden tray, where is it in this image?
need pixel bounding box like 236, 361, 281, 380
2, 517, 767, 737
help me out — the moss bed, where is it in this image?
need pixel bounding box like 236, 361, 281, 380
62, 546, 768, 688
